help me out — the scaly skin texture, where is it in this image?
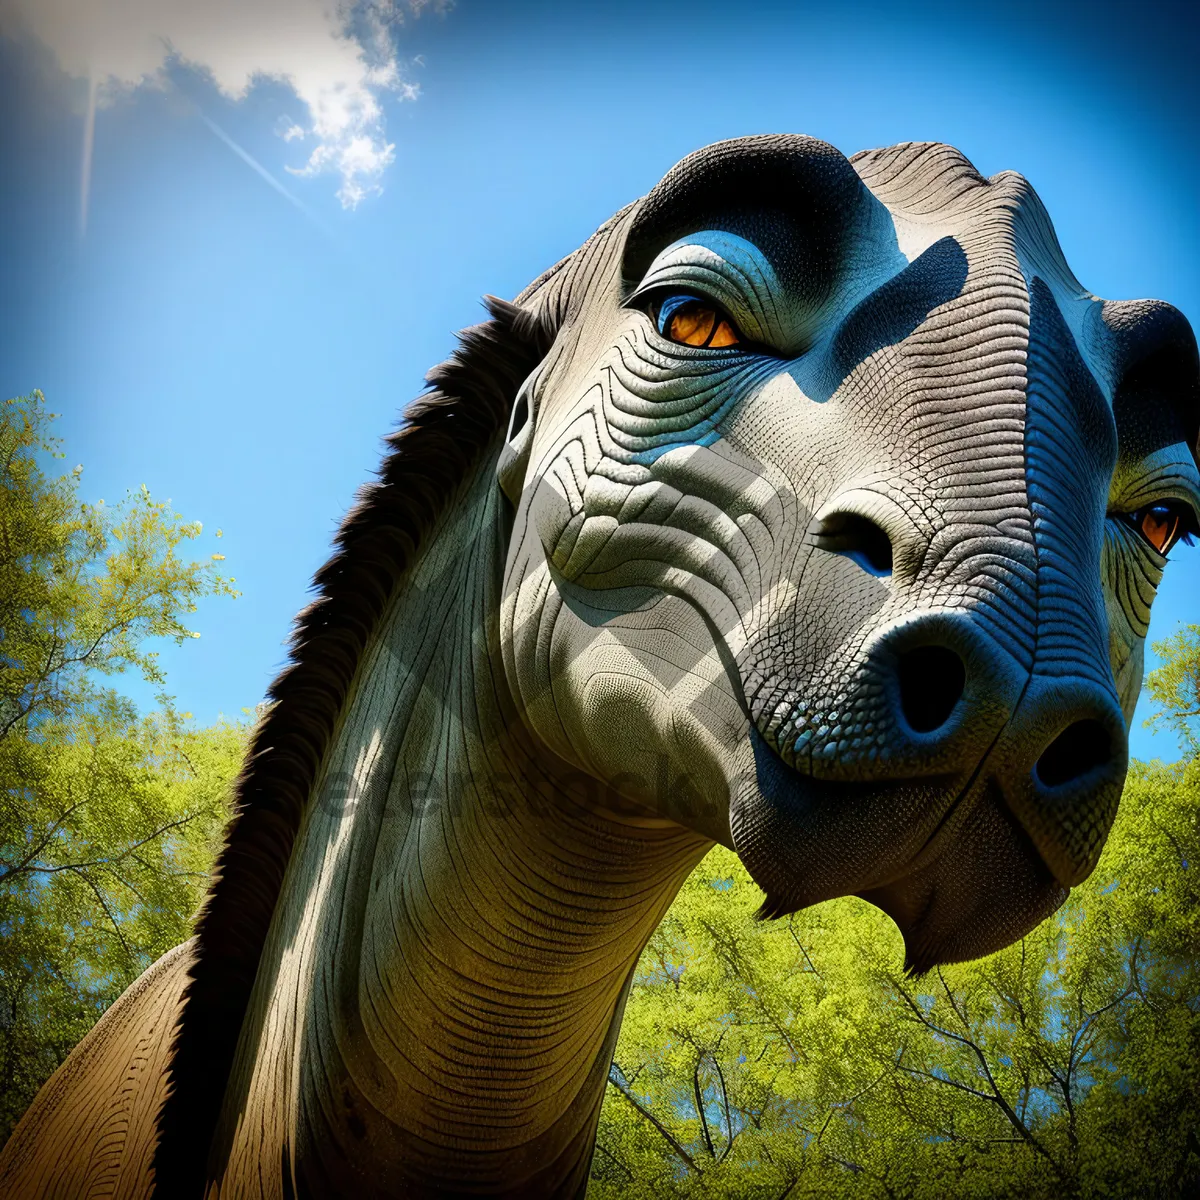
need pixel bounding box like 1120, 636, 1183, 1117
210, 466, 710, 1197
2, 135, 1197, 1199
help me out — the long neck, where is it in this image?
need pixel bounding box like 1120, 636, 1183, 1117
211, 457, 709, 1198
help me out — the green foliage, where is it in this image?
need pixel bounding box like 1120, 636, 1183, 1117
0, 392, 248, 1141
595, 718, 1200, 1197
1, 390, 239, 727
1145, 623, 1200, 753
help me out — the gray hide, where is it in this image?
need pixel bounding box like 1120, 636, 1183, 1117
502, 135, 1198, 970
2, 135, 1197, 1200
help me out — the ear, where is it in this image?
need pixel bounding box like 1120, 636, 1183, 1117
496, 360, 543, 504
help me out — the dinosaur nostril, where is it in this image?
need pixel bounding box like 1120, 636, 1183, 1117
1035, 720, 1112, 789
897, 645, 966, 734
816, 512, 893, 576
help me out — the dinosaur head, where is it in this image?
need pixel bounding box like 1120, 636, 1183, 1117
498, 135, 1200, 969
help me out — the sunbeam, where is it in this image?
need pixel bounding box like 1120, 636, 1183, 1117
198, 112, 333, 239
79, 72, 97, 239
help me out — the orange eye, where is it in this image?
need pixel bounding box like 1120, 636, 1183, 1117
654, 295, 742, 349
1129, 503, 1193, 555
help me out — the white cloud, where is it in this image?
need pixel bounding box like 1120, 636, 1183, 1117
0, 0, 438, 207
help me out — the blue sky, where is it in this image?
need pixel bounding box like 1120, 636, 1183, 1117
2, 0, 1198, 759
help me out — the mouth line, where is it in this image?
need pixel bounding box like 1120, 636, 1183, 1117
895, 664, 1035, 873
750, 701, 996, 889
745, 688, 1072, 911
855, 711, 1063, 894
864, 759, 1069, 896
896, 767, 986, 881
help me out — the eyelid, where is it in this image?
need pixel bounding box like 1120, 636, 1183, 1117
626, 232, 784, 347
655, 293, 708, 331
627, 282, 724, 317
629, 278, 757, 342
1121, 495, 1200, 531
654, 291, 732, 329
1108, 445, 1200, 515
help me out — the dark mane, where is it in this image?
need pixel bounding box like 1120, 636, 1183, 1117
153, 296, 557, 1196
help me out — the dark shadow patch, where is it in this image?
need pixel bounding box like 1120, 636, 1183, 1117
813, 236, 968, 401
1105, 299, 1200, 464
622, 134, 868, 316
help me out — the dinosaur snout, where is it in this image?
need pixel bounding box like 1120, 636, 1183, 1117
989, 675, 1128, 887
876, 614, 1128, 887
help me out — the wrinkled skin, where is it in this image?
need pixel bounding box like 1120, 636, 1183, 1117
501, 135, 1200, 970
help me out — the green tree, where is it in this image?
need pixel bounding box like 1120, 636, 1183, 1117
1145, 623, 1200, 753
594, 643, 1200, 1198
0, 392, 248, 1141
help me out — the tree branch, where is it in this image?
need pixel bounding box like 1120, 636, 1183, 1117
1, 813, 198, 881
608, 1064, 700, 1174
